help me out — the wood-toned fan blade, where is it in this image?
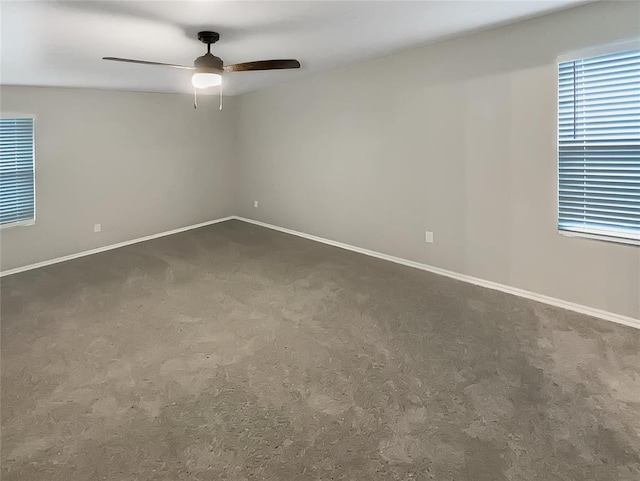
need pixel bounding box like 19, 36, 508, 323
103, 57, 195, 70
224, 59, 300, 72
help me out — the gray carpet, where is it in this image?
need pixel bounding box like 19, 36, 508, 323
1, 219, 639, 480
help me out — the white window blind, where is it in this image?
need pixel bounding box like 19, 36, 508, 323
0, 118, 35, 227
558, 48, 640, 245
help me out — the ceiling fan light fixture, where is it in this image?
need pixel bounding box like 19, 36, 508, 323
191, 72, 222, 89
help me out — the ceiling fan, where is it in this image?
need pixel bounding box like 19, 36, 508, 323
103, 31, 300, 108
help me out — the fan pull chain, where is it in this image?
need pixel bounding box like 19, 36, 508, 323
219, 82, 223, 111
194, 88, 198, 109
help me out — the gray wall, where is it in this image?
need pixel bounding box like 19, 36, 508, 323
236, 1, 640, 319
0, 87, 237, 271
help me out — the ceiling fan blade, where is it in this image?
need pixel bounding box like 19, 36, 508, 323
224, 59, 301, 72
103, 57, 195, 70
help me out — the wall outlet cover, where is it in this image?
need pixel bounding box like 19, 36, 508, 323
94, 224, 101, 233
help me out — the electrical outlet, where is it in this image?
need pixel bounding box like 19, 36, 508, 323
94, 224, 101, 233
254, 201, 259, 208
425, 231, 434, 243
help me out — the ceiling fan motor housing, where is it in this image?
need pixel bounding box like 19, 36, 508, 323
194, 53, 224, 74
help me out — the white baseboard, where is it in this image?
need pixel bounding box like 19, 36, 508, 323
0, 216, 235, 277
234, 216, 640, 330
3, 214, 638, 330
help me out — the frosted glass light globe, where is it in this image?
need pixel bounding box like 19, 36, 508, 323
191, 73, 222, 89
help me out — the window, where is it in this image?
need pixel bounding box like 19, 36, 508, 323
558, 47, 640, 245
0, 117, 35, 228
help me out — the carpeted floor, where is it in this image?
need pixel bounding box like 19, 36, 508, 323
1, 219, 639, 480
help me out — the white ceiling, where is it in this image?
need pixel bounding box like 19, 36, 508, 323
1, 0, 590, 96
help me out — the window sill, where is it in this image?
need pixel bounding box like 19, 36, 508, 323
559, 228, 640, 247
0, 219, 36, 230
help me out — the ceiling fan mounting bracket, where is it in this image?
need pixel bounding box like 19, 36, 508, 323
197, 31, 220, 45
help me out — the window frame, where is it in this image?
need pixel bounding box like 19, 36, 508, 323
0, 114, 36, 230
556, 40, 640, 247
